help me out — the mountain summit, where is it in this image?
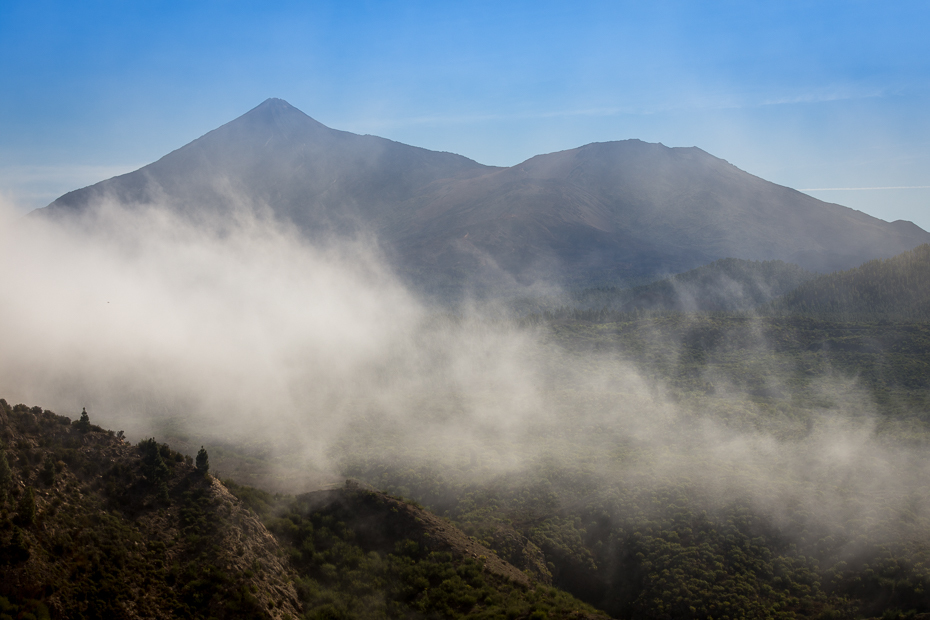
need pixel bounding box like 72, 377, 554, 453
44, 98, 491, 236
40, 99, 930, 292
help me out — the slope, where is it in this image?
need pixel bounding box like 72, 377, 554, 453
0, 400, 301, 619
394, 141, 930, 287
772, 243, 930, 320
567, 258, 816, 314
234, 483, 609, 619
0, 400, 606, 619
42, 98, 493, 237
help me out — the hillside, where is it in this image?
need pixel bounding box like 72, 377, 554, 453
0, 400, 603, 619
392, 140, 929, 289
336, 311, 930, 619
772, 243, 930, 320
522, 258, 816, 316
6, 305, 930, 619
0, 400, 301, 619
231, 484, 607, 619
37, 99, 930, 294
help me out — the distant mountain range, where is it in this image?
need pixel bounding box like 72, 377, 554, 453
39, 98, 930, 295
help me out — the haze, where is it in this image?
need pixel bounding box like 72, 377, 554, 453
1, 197, 927, 557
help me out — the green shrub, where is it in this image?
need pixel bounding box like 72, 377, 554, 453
14, 487, 36, 528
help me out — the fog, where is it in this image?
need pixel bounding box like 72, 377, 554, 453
1, 197, 928, 551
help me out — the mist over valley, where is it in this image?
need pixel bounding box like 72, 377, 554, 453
3, 99, 930, 619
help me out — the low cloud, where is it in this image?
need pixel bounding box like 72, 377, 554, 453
1, 197, 927, 552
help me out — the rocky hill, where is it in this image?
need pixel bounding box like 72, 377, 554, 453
0, 399, 605, 619
0, 400, 300, 619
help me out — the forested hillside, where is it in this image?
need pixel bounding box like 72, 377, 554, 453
5, 241, 930, 618
227, 483, 606, 620
5, 303, 930, 619
0, 400, 601, 619
524, 258, 815, 315
333, 311, 930, 619
536, 314, 930, 404
772, 243, 930, 320
0, 401, 300, 619
523, 243, 930, 323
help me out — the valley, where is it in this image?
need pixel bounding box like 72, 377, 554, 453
6, 253, 930, 618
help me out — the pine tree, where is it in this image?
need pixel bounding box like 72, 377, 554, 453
0, 444, 11, 503
40, 454, 56, 486
75, 407, 90, 433
196, 446, 210, 475
15, 486, 36, 528
139, 438, 169, 484
8, 526, 30, 563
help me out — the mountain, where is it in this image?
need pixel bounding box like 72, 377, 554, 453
771, 242, 930, 320
43, 98, 493, 237
39, 99, 930, 293
391, 141, 930, 289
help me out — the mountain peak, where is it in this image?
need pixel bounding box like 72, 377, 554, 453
255, 97, 299, 112
241, 97, 316, 122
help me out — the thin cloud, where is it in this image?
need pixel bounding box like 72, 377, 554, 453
801, 185, 930, 191
0, 163, 144, 211
0, 164, 142, 183
347, 106, 643, 130
759, 87, 886, 108
346, 84, 887, 134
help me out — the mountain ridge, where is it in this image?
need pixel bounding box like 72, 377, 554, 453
38, 99, 930, 294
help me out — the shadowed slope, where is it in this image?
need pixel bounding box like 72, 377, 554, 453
772, 243, 930, 319
394, 141, 930, 287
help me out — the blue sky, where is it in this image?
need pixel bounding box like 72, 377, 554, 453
1, 1, 928, 228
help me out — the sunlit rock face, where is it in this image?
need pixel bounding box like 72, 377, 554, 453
40, 98, 930, 294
